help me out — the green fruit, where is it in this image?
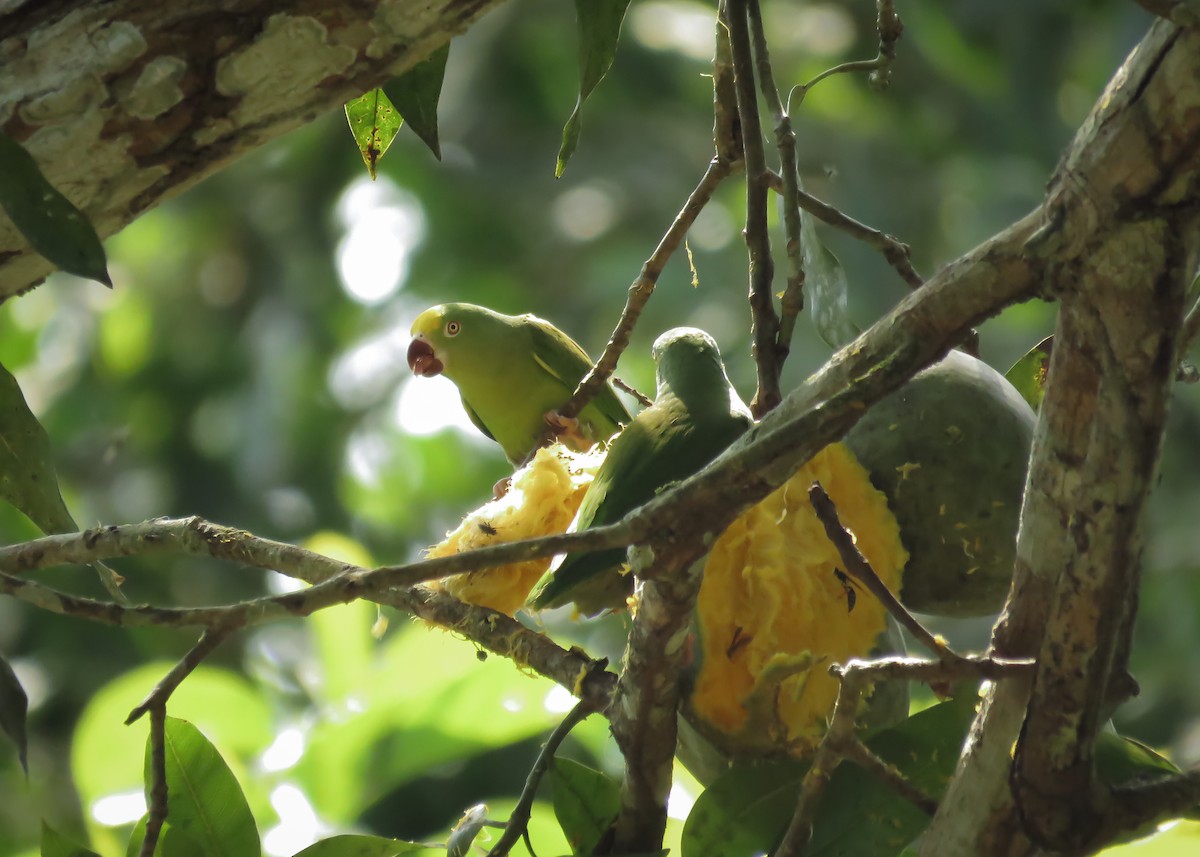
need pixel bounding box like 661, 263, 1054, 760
845, 349, 1036, 617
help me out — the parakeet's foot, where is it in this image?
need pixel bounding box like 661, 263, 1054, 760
544, 410, 590, 450
492, 476, 513, 499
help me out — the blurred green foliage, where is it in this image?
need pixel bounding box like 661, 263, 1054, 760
2, 0, 1199, 855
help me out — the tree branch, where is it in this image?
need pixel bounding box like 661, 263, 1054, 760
0, 0, 506, 300
609, 548, 709, 853
0, 518, 620, 713
745, 0, 805, 381
726, 0, 781, 417
923, 19, 1200, 855
485, 702, 594, 857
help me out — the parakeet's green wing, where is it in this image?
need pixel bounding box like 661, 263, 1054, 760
459, 396, 496, 442
525, 316, 631, 432
530, 393, 751, 613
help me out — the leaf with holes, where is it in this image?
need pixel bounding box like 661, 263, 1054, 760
0, 132, 111, 286
144, 717, 260, 856
1004, 335, 1053, 411
385, 44, 450, 161
556, 0, 633, 177
345, 89, 403, 180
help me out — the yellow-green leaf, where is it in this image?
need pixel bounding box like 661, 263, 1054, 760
145, 717, 260, 856
344, 89, 403, 180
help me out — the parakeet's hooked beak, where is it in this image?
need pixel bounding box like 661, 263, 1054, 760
407, 337, 444, 377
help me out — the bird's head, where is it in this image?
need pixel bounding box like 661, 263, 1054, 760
407, 305, 456, 377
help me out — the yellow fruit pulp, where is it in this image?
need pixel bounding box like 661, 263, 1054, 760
687, 441, 908, 756
424, 444, 604, 616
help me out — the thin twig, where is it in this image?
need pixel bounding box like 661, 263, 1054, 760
712, 2, 741, 165
808, 482, 955, 661
772, 647, 1028, 857
486, 702, 594, 856
789, 0, 904, 111
556, 157, 734, 424
727, 0, 781, 416
611, 375, 652, 407
139, 704, 168, 857
746, 0, 806, 391
0, 518, 633, 625
127, 626, 235, 724
0, 518, 621, 714
772, 670, 866, 857
841, 736, 939, 815
763, 171, 924, 290
832, 655, 1035, 685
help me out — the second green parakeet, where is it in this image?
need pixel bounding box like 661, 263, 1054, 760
407, 303, 631, 464
529, 327, 753, 615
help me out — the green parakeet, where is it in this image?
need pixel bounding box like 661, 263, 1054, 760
407, 303, 631, 464
529, 327, 753, 615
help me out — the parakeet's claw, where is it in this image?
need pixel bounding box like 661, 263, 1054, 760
407, 337, 444, 376
544, 410, 590, 449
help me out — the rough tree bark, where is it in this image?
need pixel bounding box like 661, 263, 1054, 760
921, 18, 1200, 856
0, 0, 509, 302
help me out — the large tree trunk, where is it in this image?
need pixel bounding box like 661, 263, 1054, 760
0, 0, 507, 301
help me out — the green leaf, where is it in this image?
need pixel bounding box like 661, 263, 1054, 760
805, 694, 976, 856
0, 362, 124, 598
0, 652, 28, 773
799, 189, 861, 349
680, 759, 806, 857
1, 361, 84, 537
296, 624, 555, 823
41, 821, 102, 857
1004, 335, 1053, 411
1096, 730, 1179, 785
1089, 731, 1187, 846
291, 833, 426, 856
681, 694, 977, 857
556, 0, 633, 178
145, 717, 260, 856
384, 44, 450, 161
344, 89, 404, 180
73, 663, 272, 819
125, 816, 206, 857
0, 132, 111, 286
550, 758, 621, 855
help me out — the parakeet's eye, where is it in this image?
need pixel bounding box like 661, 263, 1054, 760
445, 320, 461, 336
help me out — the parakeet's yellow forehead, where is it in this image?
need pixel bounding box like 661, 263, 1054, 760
411, 306, 447, 336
